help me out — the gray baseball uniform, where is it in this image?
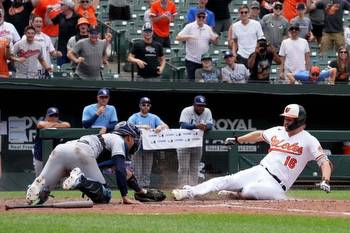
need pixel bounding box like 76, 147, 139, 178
38, 133, 126, 190
177, 106, 213, 186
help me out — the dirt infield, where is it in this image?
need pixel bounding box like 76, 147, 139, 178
1, 197, 350, 217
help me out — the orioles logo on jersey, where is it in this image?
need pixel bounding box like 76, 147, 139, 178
269, 136, 303, 155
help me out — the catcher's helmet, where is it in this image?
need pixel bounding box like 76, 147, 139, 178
114, 121, 142, 154
280, 104, 306, 131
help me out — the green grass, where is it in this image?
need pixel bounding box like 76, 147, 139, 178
1, 190, 349, 233
0, 213, 349, 233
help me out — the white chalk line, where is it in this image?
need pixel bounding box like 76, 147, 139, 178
142, 203, 350, 216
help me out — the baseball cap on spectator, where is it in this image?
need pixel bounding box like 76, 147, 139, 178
310, 66, 320, 74
224, 51, 234, 58
296, 2, 306, 10
257, 36, 267, 42
272, 1, 283, 8
194, 95, 207, 106
201, 53, 212, 61
142, 22, 153, 32
97, 88, 110, 97
289, 23, 300, 31
77, 17, 90, 28
46, 107, 59, 116
140, 97, 151, 104
250, 1, 260, 9
197, 9, 206, 17
61, 0, 75, 8
88, 25, 99, 34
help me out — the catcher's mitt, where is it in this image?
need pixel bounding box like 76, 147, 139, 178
134, 189, 166, 202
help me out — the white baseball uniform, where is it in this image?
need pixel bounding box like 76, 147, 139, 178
185, 126, 326, 200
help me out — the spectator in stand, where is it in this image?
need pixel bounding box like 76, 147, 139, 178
2, 0, 34, 37
206, 0, 232, 34
11, 26, 52, 79
186, 0, 215, 28
127, 23, 165, 80
75, 0, 98, 26
279, 23, 310, 80
176, 10, 219, 81
144, 0, 155, 22
195, 53, 221, 82
67, 25, 108, 80
67, 17, 90, 72
329, 46, 350, 83
32, 107, 71, 177
282, 0, 299, 21
287, 65, 336, 84
32, 0, 61, 47
82, 87, 118, 134
0, 38, 10, 78
260, 1, 289, 52
306, 0, 325, 45
150, 0, 177, 48
221, 51, 250, 83
291, 3, 313, 41
127, 97, 169, 188
228, 4, 264, 67
320, 0, 350, 55
47, 0, 79, 66
0, 8, 20, 46
247, 36, 281, 82
27, 16, 62, 79
259, 0, 273, 19
249, 1, 261, 21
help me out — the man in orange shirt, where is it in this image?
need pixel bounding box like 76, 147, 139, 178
150, 0, 177, 48
75, 0, 97, 26
0, 38, 10, 78
33, 0, 61, 47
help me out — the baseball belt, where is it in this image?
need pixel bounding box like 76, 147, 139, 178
261, 165, 286, 191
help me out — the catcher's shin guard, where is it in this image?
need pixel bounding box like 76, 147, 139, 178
78, 176, 112, 203
127, 174, 142, 193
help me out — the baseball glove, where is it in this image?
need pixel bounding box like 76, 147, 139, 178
134, 189, 166, 202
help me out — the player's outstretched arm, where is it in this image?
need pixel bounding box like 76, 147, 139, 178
225, 130, 264, 145
319, 160, 332, 193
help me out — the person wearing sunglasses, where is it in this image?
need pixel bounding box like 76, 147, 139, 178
228, 4, 264, 67
32, 107, 71, 177
127, 97, 169, 188
186, 0, 215, 28
328, 46, 350, 83
82, 88, 118, 134
75, 0, 97, 26
287, 65, 336, 84
260, 1, 288, 52
176, 10, 219, 80
279, 23, 311, 81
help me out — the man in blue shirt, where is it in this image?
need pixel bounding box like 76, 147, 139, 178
82, 88, 118, 134
186, 0, 215, 28
287, 66, 336, 84
128, 97, 168, 188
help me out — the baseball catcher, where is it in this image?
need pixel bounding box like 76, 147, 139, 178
26, 121, 165, 205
